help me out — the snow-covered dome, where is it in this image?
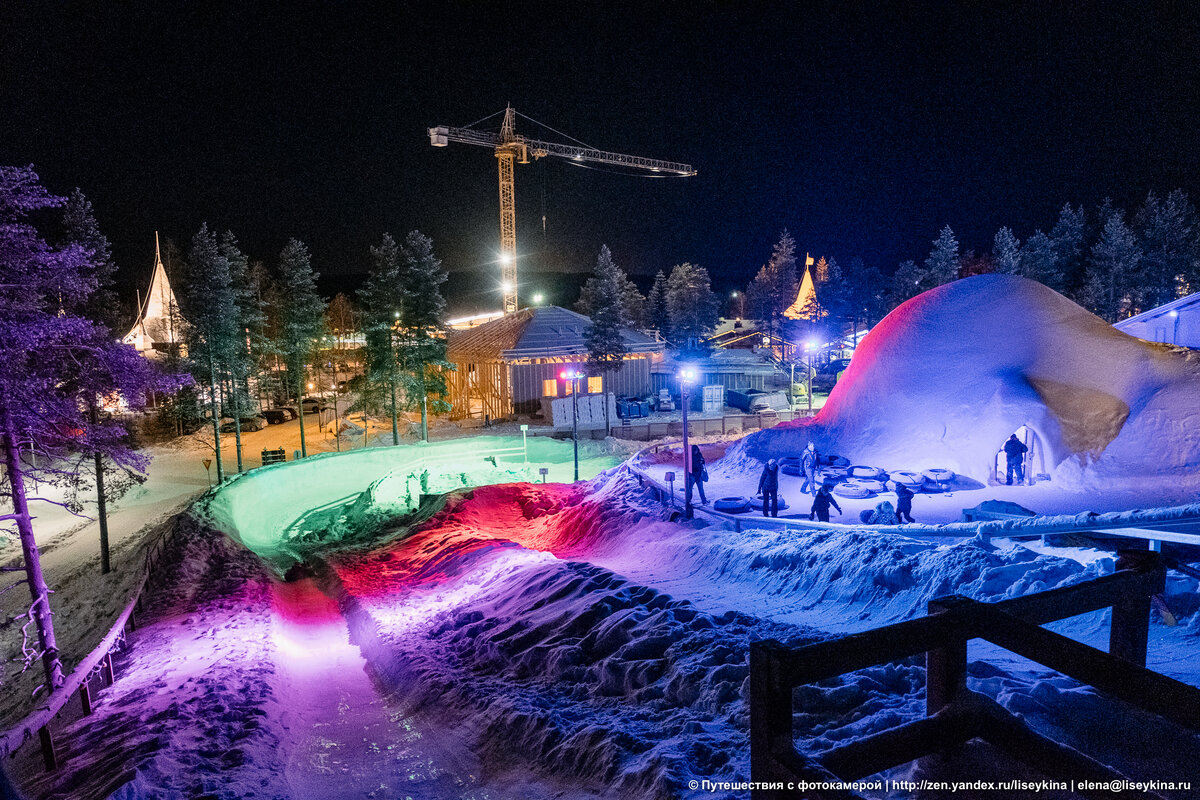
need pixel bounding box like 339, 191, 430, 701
736, 274, 1200, 483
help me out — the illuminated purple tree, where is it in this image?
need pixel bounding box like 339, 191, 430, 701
0, 165, 156, 690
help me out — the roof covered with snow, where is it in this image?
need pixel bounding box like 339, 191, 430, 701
447, 305, 661, 362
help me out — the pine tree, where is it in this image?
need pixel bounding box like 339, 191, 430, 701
61, 189, 120, 328
992, 227, 1021, 274
218, 232, 261, 472
666, 262, 719, 352
1082, 211, 1143, 322
1050, 203, 1087, 296
397, 230, 451, 441
576, 258, 645, 329
584, 245, 628, 434
889, 259, 924, 306
925, 225, 961, 285
747, 230, 799, 339
1135, 189, 1199, 307
1017, 230, 1061, 289
1, 166, 157, 690
182, 224, 238, 481
277, 238, 325, 456
359, 234, 406, 443
646, 269, 669, 338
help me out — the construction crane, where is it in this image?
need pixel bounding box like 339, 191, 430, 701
430, 106, 696, 314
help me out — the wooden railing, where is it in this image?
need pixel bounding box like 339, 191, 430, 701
750, 550, 1194, 800
0, 519, 179, 770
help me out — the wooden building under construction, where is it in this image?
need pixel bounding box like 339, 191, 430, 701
445, 306, 663, 421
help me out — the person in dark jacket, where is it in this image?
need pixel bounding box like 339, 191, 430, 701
809, 482, 842, 522
686, 444, 708, 505
1003, 434, 1029, 485
867, 500, 899, 525
894, 482, 915, 523
800, 442, 820, 494
757, 458, 780, 517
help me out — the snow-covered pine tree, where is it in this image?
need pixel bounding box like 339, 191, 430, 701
992, 227, 1021, 275
1050, 203, 1088, 298
646, 269, 669, 338
576, 263, 645, 330
584, 245, 628, 435
277, 238, 325, 457
218, 231, 261, 473
925, 225, 961, 286
183, 224, 238, 481
747, 230, 798, 339
1135, 189, 1199, 307
61, 188, 121, 328
666, 262, 719, 352
889, 259, 924, 306
1, 165, 156, 689
359, 234, 406, 443
1082, 211, 1143, 322
1018, 230, 1061, 289
397, 231, 450, 441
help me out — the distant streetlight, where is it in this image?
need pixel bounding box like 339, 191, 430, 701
804, 340, 818, 414
532, 292, 545, 305
731, 291, 744, 319
679, 366, 697, 519
560, 368, 586, 481
1169, 308, 1180, 344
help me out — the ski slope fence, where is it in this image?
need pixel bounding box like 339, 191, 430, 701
0, 517, 179, 770
748, 550, 1200, 800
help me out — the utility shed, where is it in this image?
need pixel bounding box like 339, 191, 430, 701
445, 306, 662, 421
1113, 291, 1200, 349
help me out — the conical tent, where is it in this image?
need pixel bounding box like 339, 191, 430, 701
783, 265, 816, 320
123, 232, 184, 355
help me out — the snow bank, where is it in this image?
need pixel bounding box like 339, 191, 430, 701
728, 275, 1200, 485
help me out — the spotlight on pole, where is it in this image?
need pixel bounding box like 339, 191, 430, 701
560, 368, 586, 481
679, 366, 697, 519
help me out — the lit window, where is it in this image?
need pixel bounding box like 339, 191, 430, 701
543, 379, 558, 397
587, 376, 603, 394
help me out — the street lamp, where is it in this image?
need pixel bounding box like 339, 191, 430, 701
679, 366, 697, 519
560, 368, 586, 481
1169, 308, 1179, 344
731, 291, 744, 320
532, 292, 545, 305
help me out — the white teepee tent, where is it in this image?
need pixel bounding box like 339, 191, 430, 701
123, 233, 184, 355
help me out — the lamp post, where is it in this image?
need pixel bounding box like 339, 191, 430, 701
561, 368, 585, 481
679, 366, 696, 519
1169, 309, 1179, 345
731, 291, 744, 320
804, 340, 817, 415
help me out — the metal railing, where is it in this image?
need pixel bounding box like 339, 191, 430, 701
0, 519, 179, 770
749, 550, 1195, 800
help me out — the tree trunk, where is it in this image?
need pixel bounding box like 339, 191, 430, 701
88, 404, 111, 574
390, 379, 399, 446
1, 407, 65, 690
208, 352, 225, 483
420, 373, 428, 442
232, 375, 244, 474
297, 378, 309, 458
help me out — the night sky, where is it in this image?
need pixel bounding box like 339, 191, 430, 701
4, 2, 1200, 313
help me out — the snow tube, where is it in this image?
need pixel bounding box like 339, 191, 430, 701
921, 479, 950, 493
854, 479, 886, 494
848, 465, 885, 479
922, 468, 956, 483
822, 455, 851, 468
859, 509, 874, 524
833, 480, 877, 499
818, 466, 849, 481
780, 463, 803, 476
713, 496, 752, 513
889, 470, 925, 488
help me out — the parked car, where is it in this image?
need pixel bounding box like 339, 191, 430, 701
262, 408, 290, 425
726, 387, 789, 412
299, 396, 326, 414
812, 358, 852, 392
220, 415, 268, 433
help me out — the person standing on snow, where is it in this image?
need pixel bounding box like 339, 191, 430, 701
757, 458, 781, 517
686, 444, 708, 505
1003, 434, 1029, 486
800, 441, 820, 495
895, 482, 915, 523
809, 482, 842, 522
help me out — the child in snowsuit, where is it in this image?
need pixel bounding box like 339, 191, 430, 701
894, 483, 915, 523
1003, 434, 1029, 485
809, 483, 841, 522
686, 444, 708, 505
867, 500, 899, 525
757, 459, 780, 517
800, 442, 820, 494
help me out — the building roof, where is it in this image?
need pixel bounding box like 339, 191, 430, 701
122, 232, 184, 354
783, 265, 816, 320
652, 348, 781, 375
1113, 290, 1200, 329
447, 305, 661, 362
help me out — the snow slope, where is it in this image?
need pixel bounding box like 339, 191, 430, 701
729, 275, 1200, 486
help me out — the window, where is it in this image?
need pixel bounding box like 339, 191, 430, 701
542, 379, 558, 397
587, 376, 603, 394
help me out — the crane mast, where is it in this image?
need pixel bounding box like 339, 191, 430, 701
430, 106, 695, 314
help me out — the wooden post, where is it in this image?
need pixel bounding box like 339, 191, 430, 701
749, 642, 793, 798
1109, 550, 1157, 667
39, 725, 56, 771
103, 651, 115, 685
926, 597, 967, 714
79, 680, 93, 715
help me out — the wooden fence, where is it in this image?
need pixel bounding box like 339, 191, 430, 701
0, 519, 179, 770
749, 550, 1195, 800
601, 409, 812, 442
